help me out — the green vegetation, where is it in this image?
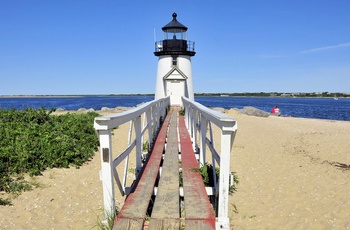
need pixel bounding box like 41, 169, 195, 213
0, 197, 12, 206
231, 203, 239, 214
190, 163, 239, 195
128, 168, 135, 175
95, 207, 118, 230
198, 163, 239, 195
142, 140, 149, 152
179, 108, 185, 116
0, 107, 99, 204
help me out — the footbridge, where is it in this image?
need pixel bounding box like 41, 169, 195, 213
94, 97, 237, 229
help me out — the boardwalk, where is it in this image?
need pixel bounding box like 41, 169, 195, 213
94, 97, 237, 229
114, 107, 215, 230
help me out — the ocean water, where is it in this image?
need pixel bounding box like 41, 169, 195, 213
0, 96, 349, 121
196, 96, 350, 121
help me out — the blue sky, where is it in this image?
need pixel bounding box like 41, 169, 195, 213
1, 1, 349, 95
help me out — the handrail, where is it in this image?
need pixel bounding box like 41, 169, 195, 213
154, 40, 195, 52
182, 96, 237, 230
94, 97, 170, 220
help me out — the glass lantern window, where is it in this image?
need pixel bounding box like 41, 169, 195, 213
163, 30, 187, 40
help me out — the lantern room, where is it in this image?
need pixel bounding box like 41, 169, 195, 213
154, 13, 195, 56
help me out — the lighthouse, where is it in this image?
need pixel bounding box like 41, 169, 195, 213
154, 12, 195, 106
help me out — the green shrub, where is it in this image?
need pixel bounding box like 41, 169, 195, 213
179, 108, 185, 116
0, 198, 12, 206
0, 107, 100, 202
192, 163, 239, 195
4, 180, 32, 195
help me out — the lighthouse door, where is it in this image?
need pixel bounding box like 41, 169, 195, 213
167, 80, 184, 105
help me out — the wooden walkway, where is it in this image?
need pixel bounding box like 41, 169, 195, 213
113, 107, 216, 230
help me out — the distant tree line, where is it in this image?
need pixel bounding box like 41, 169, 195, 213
194, 92, 350, 98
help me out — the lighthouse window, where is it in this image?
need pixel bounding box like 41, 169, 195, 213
172, 55, 178, 66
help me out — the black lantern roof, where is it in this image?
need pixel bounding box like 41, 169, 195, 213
162, 13, 188, 31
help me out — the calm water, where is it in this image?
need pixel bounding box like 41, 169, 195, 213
0, 96, 349, 121
196, 96, 350, 121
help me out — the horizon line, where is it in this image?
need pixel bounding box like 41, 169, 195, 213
1, 91, 350, 97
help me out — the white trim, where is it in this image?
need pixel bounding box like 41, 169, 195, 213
163, 66, 188, 80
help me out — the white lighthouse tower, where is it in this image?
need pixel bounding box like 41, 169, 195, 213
154, 12, 196, 106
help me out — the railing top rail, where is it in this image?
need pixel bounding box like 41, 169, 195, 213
94, 97, 170, 131
182, 97, 237, 131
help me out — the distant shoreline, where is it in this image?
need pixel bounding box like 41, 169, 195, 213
0, 94, 154, 98
0, 95, 85, 98
0, 92, 350, 98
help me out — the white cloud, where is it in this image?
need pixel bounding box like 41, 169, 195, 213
300, 42, 350, 54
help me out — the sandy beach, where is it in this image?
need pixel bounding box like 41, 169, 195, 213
227, 109, 350, 229
1, 108, 349, 229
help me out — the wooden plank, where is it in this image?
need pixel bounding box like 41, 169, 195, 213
185, 220, 216, 230
148, 219, 180, 230
149, 108, 180, 229
178, 115, 216, 230
113, 110, 173, 230
113, 219, 144, 230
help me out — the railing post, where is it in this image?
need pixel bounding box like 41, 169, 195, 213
216, 126, 234, 229
199, 115, 207, 165
184, 102, 189, 128
134, 116, 142, 175
189, 106, 195, 139
192, 109, 197, 152
189, 105, 194, 139
98, 130, 116, 219
146, 109, 152, 149
156, 104, 161, 131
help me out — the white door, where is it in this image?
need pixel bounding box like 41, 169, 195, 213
168, 80, 184, 105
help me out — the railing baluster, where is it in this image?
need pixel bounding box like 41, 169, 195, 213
199, 115, 207, 165
122, 121, 133, 194
146, 109, 152, 150
192, 109, 197, 151
134, 116, 142, 175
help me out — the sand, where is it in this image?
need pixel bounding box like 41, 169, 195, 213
227, 109, 350, 229
1, 109, 349, 229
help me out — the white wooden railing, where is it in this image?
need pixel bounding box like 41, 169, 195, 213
94, 97, 170, 219
182, 97, 237, 230
94, 96, 237, 229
